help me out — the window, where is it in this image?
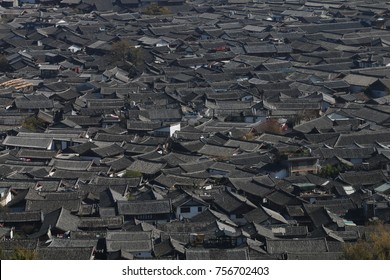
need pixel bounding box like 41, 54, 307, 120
181, 207, 191, 213
198, 207, 202, 212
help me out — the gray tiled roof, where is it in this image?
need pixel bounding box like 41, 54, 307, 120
266, 238, 329, 254
186, 248, 249, 260
105, 231, 153, 253
0, 211, 42, 223
37, 247, 94, 260
2, 136, 53, 149
0, 0, 389, 261
117, 199, 172, 215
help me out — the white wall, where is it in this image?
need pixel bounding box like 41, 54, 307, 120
176, 205, 206, 219
271, 169, 288, 179
0, 189, 12, 207
169, 123, 181, 137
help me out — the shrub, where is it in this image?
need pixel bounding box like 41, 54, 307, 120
320, 163, 351, 178
343, 223, 390, 260
22, 116, 46, 132
123, 170, 142, 178
9, 248, 39, 260
143, 3, 171, 15
111, 40, 144, 75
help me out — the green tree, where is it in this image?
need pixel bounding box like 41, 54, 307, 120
8, 248, 39, 260
343, 223, 390, 260
22, 116, 46, 132
112, 40, 131, 64
143, 3, 171, 15
320, 163, 352, 178
123, 170, 142, 178
111, 40, 144, 74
